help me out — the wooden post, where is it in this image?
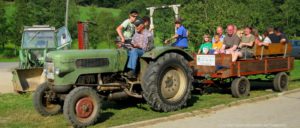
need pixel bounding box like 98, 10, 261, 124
260, 46, 264, 60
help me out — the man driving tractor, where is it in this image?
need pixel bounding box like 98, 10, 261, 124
126, 19, 154, 78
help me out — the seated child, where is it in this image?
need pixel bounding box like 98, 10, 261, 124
198, 34, 212, 54
212, 34, 223, 54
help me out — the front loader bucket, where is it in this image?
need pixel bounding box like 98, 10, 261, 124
12, 68, 45, 92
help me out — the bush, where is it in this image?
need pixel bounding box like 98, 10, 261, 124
2, 49, 17, 58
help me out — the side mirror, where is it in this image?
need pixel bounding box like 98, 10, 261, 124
56, 26, 72, 50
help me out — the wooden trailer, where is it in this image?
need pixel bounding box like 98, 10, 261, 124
191, 42, 294, 97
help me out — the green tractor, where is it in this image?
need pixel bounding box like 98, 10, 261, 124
33, 46, 193, 127
12, 25, 71, 92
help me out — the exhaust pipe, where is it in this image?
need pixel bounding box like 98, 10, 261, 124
107, 91, 129, 101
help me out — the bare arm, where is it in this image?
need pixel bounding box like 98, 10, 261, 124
220, 45, 226, 52
228, 45, 238, 51
239, 41, 254, 47
172, 34, 179, 39
280, 39, 287, 43
164, 34, 179, 44
258, 42, 270, 46
116, 25, 125, 43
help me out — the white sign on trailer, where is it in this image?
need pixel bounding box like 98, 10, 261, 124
196, 55, 216, 66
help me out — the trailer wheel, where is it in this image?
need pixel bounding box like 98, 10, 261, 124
231, 77, 250, 98
63, 87, 102, 127
142, 53, 193, 112
273, 72, 289, 92
33, 82, 62, 116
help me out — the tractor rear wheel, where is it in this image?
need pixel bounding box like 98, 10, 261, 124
142, 53, 193, 112
63, 87, 102, 128
273, 72, 289, 92
33, 82, 62, 116
231, 77, 250, 98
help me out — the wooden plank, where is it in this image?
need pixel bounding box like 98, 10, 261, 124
254, 43, 292, 56
192, 54, 232, 75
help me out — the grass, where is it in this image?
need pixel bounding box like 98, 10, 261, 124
78, 6, 120, 21
0, 57, 19, 62
3, 2, 121, 21
290, 60, 300, 80
0, 45, 19, 62
0, 60, 299, 127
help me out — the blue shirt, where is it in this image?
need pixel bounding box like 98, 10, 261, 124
173, 25, 188, 48
212, 34, 225, 43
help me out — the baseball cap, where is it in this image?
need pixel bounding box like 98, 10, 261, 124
133, 18, 144, 27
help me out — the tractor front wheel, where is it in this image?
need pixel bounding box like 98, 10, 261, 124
142, 53, 193, 112
33, 82, 62, 116
63, 87, 102, 128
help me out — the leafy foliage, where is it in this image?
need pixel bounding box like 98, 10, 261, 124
0, 0, 8, 49
1, 0, 300, 51
88, 6, 117, 49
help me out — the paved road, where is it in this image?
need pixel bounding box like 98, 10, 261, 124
0, 62, 18, 93
145, 91, 300, 128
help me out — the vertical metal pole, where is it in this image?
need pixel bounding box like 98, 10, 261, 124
284, 43, 288, 58
170, 5, 181, 33
64, 0, 70, 48
146, 5, 181, 36
147, 7, 155, 36
77, 22, 84, 49
84, 23, 89, 49
65, 0, 69, 29
260, 46, 264, 60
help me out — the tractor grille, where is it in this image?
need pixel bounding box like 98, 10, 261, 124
76, 58, 109, 68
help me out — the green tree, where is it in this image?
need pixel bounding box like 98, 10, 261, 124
180, 0, 281, 49
88, 6, 101, 49
27, 0, 51, 24
88, 6, 116, 49
281, 0, 300, 37
0, 0, 7, 49
11, 0, 33, 47
68, 0, 80, 38
48, 0, 66, 28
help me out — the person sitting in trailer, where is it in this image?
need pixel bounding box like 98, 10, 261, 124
212, 34, 223, 54
257, 30, 272, 46
220, 24, 240, 54
198, 34, 212, 54
164, 18, 188, 49
231, 26, 255, 62
212, 26, 225, 43
269, 27, 288, 43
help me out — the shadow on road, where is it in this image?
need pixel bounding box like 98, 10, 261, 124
192, 78, 300, 96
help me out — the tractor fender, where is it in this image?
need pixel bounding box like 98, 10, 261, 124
141, 46, 193, 61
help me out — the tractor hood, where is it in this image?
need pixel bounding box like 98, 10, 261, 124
46, 49, 128, 86
47, 49, 126, 62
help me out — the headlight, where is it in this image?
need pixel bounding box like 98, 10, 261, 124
45, 62, 55, 80
46, 62, 54, 73
54, 68, 60, 75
